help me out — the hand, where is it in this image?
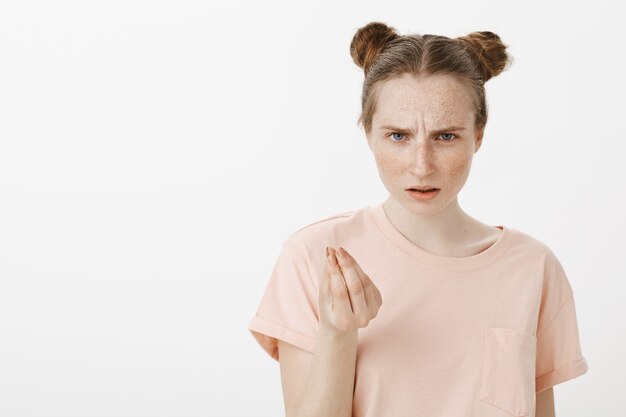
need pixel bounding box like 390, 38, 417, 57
319, 246, 383, 335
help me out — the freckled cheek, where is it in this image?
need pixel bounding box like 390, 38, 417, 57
374, 150, 407, 179
442, 155, 473, 185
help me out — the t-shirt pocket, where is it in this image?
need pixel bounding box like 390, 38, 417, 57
478, 327, 537, 417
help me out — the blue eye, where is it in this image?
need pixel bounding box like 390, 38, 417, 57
388, 132, 458, 142
390, 132, 405, 142
439, 133, 457, 141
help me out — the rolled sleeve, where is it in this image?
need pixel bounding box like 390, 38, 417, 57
535, 252, 589, 393
248, 239, 319, 361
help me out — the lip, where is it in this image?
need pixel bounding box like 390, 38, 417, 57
407, 185, 439, 191
407, 188, 440, 201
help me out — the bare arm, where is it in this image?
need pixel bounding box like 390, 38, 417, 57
536, 387, 555, 417
278, 327, 357, 417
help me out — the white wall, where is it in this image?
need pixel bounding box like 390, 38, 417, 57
0, 0, 621, 416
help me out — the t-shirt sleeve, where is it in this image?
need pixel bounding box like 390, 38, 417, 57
535, 249, 589, 394
248, 238, 320, 362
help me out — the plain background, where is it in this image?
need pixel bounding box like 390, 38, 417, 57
0, 0, 623, 416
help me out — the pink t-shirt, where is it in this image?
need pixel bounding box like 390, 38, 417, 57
248, 203, 589, 417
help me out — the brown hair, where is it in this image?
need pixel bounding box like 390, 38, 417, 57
349, 22, 514, 135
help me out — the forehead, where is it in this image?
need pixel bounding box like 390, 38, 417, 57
373, 73, 475, 125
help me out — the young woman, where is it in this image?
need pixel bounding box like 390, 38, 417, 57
248, 22, 588, 417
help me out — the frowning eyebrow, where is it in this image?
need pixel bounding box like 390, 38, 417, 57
379, 125, 466, 135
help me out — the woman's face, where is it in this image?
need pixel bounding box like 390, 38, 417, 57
366, 72, 484, 214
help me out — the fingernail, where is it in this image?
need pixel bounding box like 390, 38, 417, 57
336, 247, 344, 264
326, 247, 333, 265
328, 248, 338, 268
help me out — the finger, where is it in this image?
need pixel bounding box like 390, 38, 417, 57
360, 272, 381, 316
321, 247, 332, 297
342, 248, 383, 309
327, 247, 353, 318
335, 247, 369, 316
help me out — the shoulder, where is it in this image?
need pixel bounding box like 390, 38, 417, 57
506, 226, 572, 289
283, 205, 370, 254
506, 226, 560, 263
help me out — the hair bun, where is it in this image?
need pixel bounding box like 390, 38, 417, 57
457, 31, 513, 82
350, 22, 399, 73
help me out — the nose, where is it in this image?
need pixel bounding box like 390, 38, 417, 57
408, 141, 436, 177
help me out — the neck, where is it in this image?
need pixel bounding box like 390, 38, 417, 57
382, 195, 477, 250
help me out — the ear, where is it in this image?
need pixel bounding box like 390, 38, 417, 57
474, 127, 484, 153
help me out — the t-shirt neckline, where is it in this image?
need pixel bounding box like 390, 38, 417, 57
367, 202, 514, 271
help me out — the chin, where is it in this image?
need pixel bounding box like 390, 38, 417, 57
400, 188, 448, 209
